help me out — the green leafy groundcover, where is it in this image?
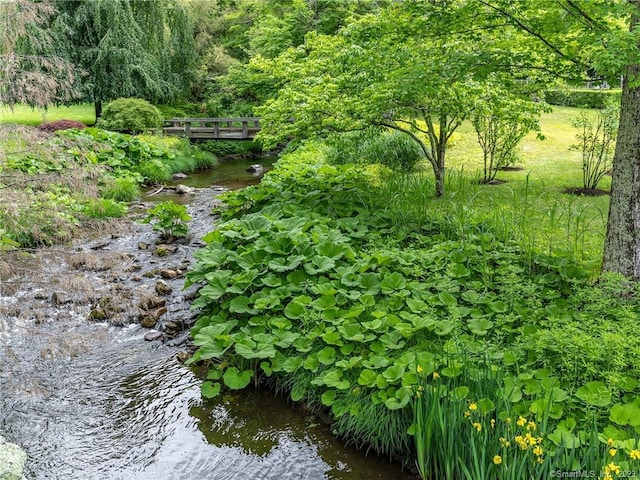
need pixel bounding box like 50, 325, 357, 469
187, 143, 640, 461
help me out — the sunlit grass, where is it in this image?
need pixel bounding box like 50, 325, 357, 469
0, 103, 96, 126
390, 106, 610, 274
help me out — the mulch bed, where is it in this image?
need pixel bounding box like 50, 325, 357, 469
498, 166, 524, 172
563, 187, 610, 196
478, 179, 507, 185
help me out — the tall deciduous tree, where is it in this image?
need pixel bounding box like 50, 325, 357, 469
254, 2, 545, 197
0, 0, 77, 108
53, 0, 195, 118
189, 0, 388, 111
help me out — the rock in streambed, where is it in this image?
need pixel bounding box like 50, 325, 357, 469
0, 435, 27, 480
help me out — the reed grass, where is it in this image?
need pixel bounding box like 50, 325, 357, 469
411, 357, 637, 480
100, 177, 140, 202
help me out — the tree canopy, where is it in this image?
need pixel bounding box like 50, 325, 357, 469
53, 0, 195, 117
253, 2, 551, 196
0, 0, 77, 108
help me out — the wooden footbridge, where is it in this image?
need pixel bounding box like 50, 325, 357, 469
163, 117, 261, 141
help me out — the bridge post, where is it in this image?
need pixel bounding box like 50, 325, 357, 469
242, 121, 248, 138
185, 121, 191, 138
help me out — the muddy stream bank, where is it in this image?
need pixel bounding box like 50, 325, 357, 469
0, 161, 411, 480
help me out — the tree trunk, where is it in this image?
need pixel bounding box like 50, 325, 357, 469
601, 64, 640, 279
94, 100, 102, 121
434, 150, 445, 197
434, 167, 444, 197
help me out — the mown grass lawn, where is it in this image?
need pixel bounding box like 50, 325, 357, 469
0, 103, 96, 126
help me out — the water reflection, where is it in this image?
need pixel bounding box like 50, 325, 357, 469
177, 156, 277, 190
142, 157, 277, 204
191, 389, 410, 480
2, 318, 409, 480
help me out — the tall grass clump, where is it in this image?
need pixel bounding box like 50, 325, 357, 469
101, 176, 140, 202
193, 150, 219, 170
165, 150, 218, 174
82, 198, 128, 218
370, 170, 606, 274
326, 128, 424, 173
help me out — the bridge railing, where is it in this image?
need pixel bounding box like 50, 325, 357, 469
163, 117, 261, 140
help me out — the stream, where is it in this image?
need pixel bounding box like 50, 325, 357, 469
0, 158, 412, 480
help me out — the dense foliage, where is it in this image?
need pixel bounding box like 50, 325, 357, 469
187, 144, 640, 470
97, 98, 164, 133
185, 0, 387, 111
544, 90, 622, 109
325, 129, 425, 173
61, 128, 217, 184
0, 127, 215, 247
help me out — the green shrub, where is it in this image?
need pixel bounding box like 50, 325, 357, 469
97, 98, 163, 133
199, 139, 263, 157
142, 200, 191, 242
543, 89, 621, 109
82, 198, 128, 218
570, 104, 618, 190
101, 177, 140, 202
326, 128, 424, 173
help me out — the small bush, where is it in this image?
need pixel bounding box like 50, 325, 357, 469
570, 104, 618, 190
101, 177, 140, 202
38, 119, 87, 133
199, 140, 262, 157
326, 129, 424, 173
544, 89, 621, 109
142, 200, 191, 242
97, 98, 163, 133
82, 198, 128, 218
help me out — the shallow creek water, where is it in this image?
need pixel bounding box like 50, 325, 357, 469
0, 158, 412, 479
